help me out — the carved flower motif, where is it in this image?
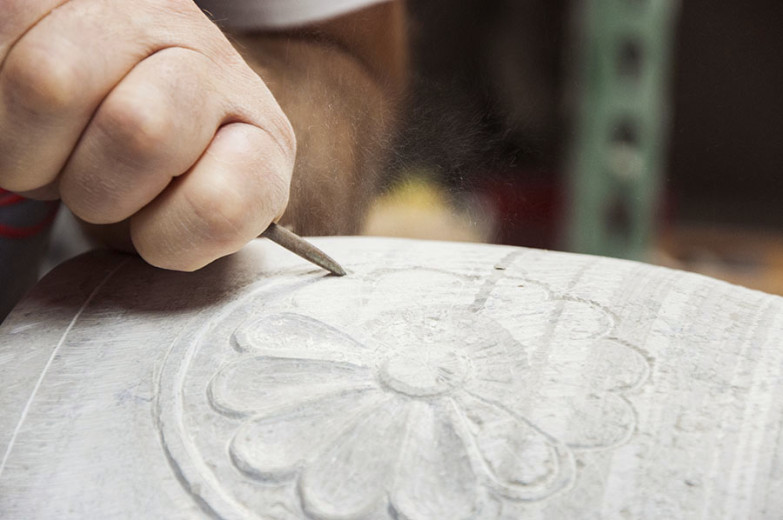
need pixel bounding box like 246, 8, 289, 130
208, 268, 649, 519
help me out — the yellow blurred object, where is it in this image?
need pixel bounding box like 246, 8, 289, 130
362, 174, 494, 243
384, 177, 445, 207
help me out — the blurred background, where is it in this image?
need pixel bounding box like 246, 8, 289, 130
45, 0, 783, 295
361, 0, 783, 295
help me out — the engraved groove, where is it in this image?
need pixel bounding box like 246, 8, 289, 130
0, 259, 129, 478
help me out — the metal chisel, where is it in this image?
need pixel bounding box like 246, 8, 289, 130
261, 223, 346, 276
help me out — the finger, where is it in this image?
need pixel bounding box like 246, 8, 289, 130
130, 122, 293, 271
15, 182, 60, 201
0, 0, 221, 192
59, 47, 225, 224
0, 0, 67, 59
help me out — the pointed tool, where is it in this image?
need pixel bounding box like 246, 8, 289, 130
261, 223, 346, 276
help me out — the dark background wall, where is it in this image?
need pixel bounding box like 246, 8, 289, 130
392, 0, 783, 239
669, 0, 783, 229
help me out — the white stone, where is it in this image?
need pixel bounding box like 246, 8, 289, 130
1, 237, 782, 519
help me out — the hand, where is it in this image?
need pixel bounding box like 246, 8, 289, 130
0, 0, 296, 270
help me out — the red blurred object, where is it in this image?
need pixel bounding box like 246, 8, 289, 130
0, 188, 59, 239
477, 172, 564, 249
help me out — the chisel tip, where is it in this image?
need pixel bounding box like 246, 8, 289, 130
261, 223, 346, 276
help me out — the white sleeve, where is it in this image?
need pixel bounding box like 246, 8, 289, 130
196, 0, 391, 30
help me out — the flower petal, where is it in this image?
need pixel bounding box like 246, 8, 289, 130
289, 269, 478, 331
539, 338, 650, 392
371, 269, 478, 311
288, 277, 367, 326
457, 392, 573, 501
488, 293, 614, 345
208, 356, 374, 417
366, 305, 526, 373
300, 397, 409, 520
524, 387, 637, 450
232, 313, 371, 364
391, 400, 481, 520
523, 298, 613, 342
229, 389, 386, 482
482, 277, 551, 315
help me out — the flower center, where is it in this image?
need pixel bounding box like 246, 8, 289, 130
379, 347, 470, 397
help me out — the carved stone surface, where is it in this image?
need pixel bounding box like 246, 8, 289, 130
1, 237, 782, 519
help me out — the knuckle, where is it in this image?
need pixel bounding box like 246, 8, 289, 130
62, 188, 117, 225
3, 43, 83, 113
157, 0, 201, 16
154, 0, 219, 37
138, 246, 194, 272
99, 91, 173, 160
60, 167, 123, 224
64, 196, 100, 224
268, 112, 297, 163
131, 230, 187, 272
263, 167, 291, 216
186, 179, 253, 246
0, 169, 33, 193
60, 169, 120, 225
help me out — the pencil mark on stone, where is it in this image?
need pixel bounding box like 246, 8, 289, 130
471, 250, 529, 311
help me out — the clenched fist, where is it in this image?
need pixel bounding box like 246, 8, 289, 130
0, 0, 296, 270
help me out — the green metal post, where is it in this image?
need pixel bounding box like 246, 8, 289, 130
567, 0, 679, 259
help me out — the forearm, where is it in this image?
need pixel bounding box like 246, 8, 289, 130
231, 7, 406, 235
